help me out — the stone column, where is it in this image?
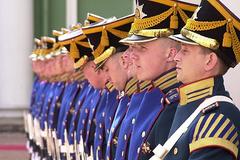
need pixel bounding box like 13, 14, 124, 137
0, 0, 33, 117
66, 0, 77, 27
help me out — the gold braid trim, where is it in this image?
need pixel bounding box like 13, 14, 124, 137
177, 6, 189, 24
134, 29, 173, 38
58, 34, 90, 59
130, 5, 191, 33
75, 41, 90, 48
184, 19, 240, 63
70, 41, 80, 59
74, 55, 88, 69
101, 27, 109, 47
130, 7, 174, 33
229, 22, 240, 63
42, 48, 53, 55
94, 47, 116, 65
185, 19, 227, 31
52, 42, 61, 51
181, 28, 219, 50
92, 27, 109, 58
107, 28, 129, 39
93, 44, 105, 59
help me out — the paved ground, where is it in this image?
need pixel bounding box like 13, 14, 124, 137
0, 117, 29, 160
0, 132, 29, 160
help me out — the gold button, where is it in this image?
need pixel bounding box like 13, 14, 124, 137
173, 147, 178, 155
113, 136, 118, 145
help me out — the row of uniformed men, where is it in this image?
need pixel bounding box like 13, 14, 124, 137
24, 0, 240, 160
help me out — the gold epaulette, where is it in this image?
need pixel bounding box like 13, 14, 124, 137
153, 69, 178, 91
139, 80, 152, 92
179, 78, 214, 105
106, 82, 115, 92
60, 73, 71, 82
125, 78, 139, 96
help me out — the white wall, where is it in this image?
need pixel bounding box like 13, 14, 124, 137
0, 0, 33, 117
224, 64, 240, 108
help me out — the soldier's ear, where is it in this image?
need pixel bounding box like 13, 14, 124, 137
204, 52, 218, 72
167, 47, 178, 62
90, 61, 97, 69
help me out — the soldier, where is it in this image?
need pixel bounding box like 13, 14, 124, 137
55, 27, 90, 160
27, 38, 44, 159
82, 14, 137, 160
34, 36, 59, 160
46, 30, 74, 160
119, 0, 200, 159
151, 0, 240, 159
57, 14, 110, 160
107, 38, 153, 160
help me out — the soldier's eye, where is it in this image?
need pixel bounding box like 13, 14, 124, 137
181, 49, 188, 54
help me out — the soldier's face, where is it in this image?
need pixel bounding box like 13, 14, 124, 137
131, 38, 170, 81
83, 61, 107, 89
54, 55, 64, 75
62, 55, 74, 73
174, 44, 206, 83
33, 60, 41, 75
45, 59, 53, 77
35, 60, 43, 75
103, 55, 128, 91
32, 61, 37, 73
122, 47, 137, 77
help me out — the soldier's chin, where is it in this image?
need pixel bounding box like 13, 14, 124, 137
176, 74, 184, 83
115, 84, 124, 91
135, 70, 145, 81
136, 74, 144, 81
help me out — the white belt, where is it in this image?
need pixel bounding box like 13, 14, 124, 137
60, 144, 75, 153
150, 96, 234, 160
